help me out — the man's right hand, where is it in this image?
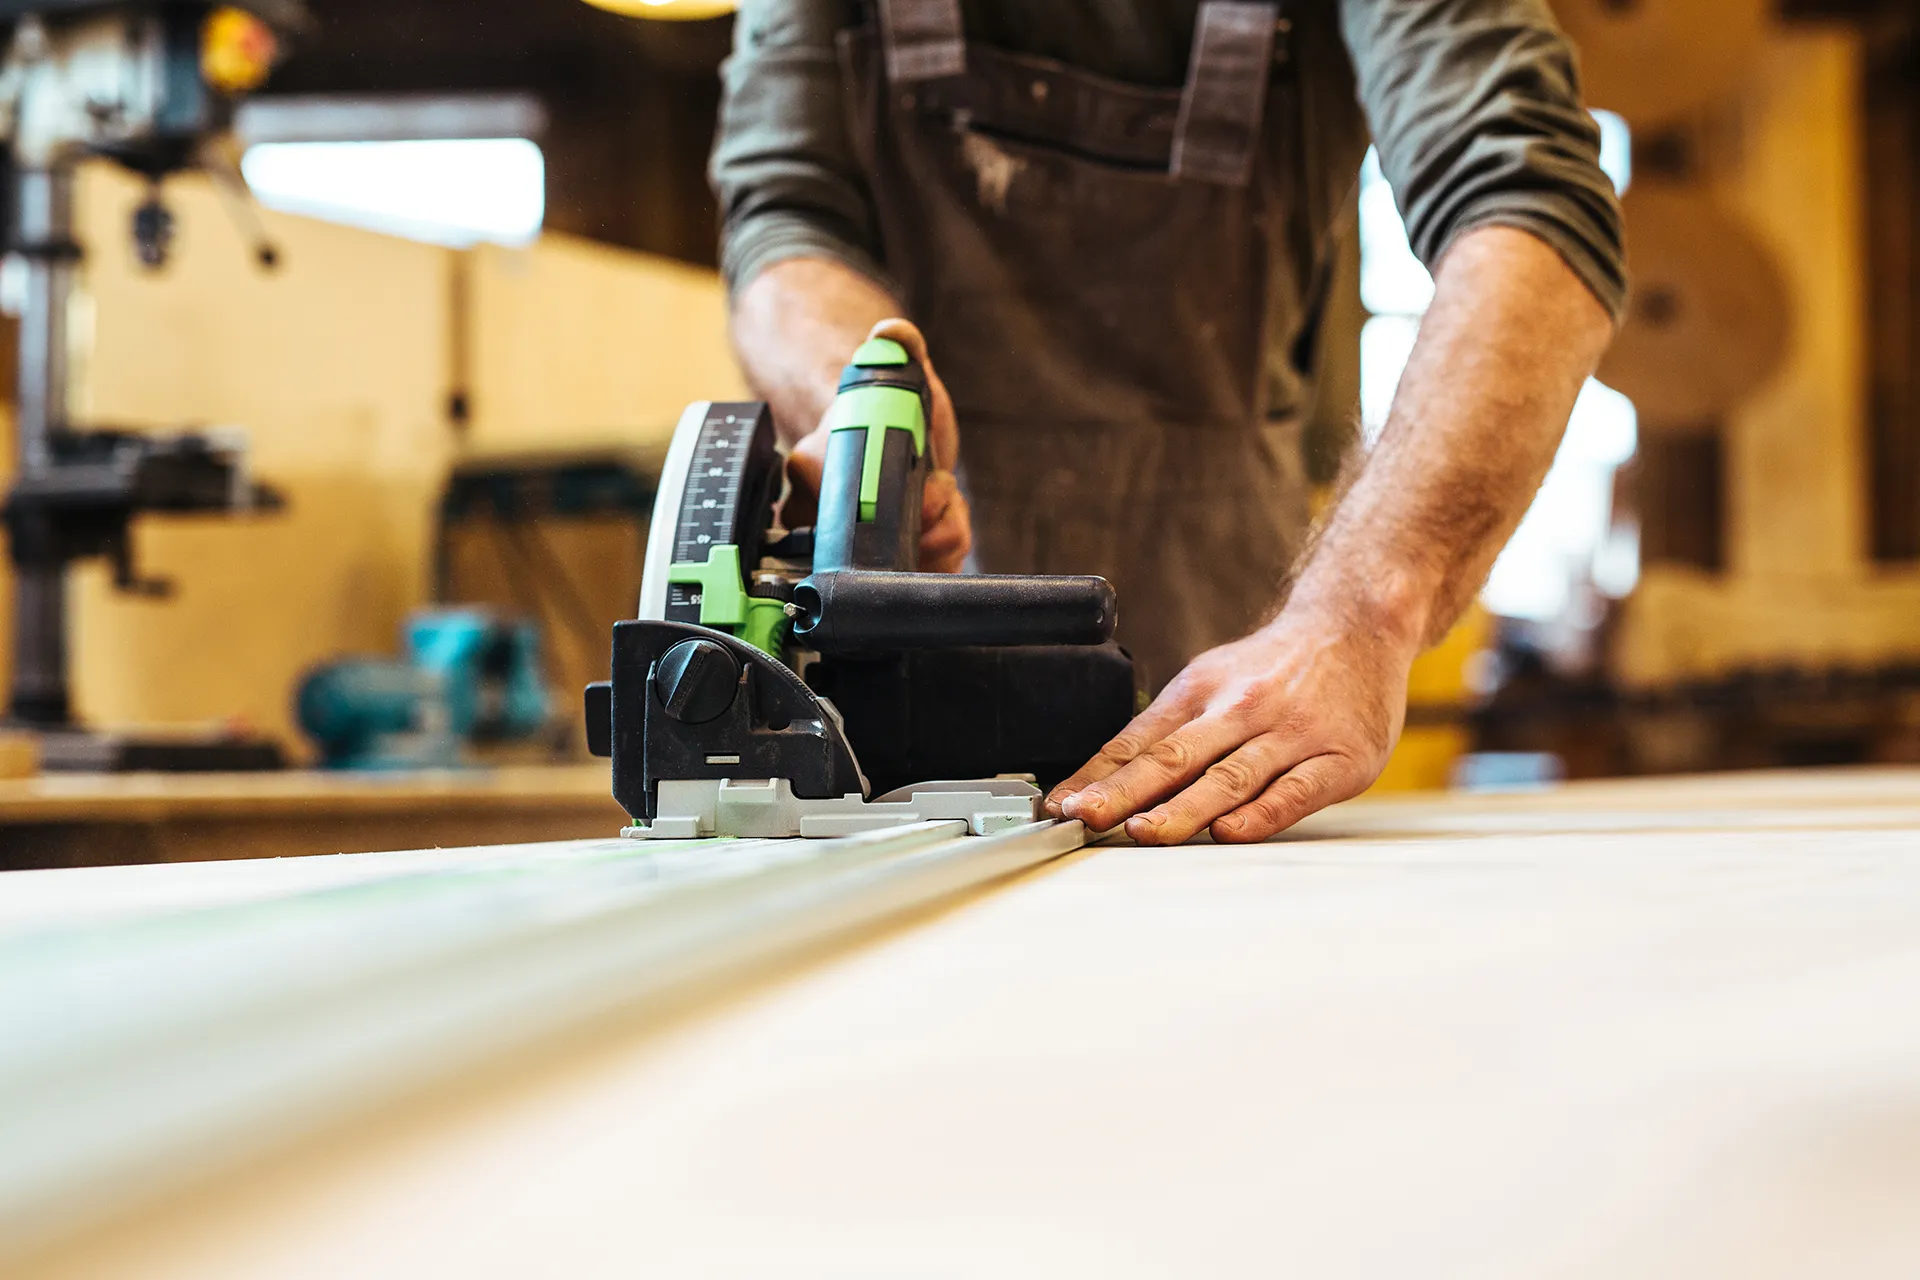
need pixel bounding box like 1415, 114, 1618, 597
780, 319, 972, 573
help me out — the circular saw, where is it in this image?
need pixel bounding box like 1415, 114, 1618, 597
589, 339, 1137, 840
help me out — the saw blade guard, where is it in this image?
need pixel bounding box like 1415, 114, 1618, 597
637, 400, 787, 655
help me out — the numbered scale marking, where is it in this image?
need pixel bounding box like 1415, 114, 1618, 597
664, 403, 773, 625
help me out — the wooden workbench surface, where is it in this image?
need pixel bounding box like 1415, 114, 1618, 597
14, 767, 1920, 1277
0, 763, 616, 824
0, 764, 628, 869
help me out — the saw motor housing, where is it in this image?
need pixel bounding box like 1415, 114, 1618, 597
587, 339, 1139, 838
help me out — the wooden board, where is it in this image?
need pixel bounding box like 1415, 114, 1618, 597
0, 764, 626, 869
0, 818, 1087, 1266
9, 768, 1920, 1277
0, 762, 617, 826
463, 238, 747, 453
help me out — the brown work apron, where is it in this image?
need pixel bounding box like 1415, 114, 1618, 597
841, 0, 1312, 693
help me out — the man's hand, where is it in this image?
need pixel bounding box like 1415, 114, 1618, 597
781, 319, 972, 573
1046, 227, 1615, 843
730, 260, 973, 572
1047, 599, 1417, 844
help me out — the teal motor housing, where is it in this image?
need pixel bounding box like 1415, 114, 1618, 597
297, 609, 551, 769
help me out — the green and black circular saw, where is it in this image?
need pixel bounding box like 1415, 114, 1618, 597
598, 339, 1136, 840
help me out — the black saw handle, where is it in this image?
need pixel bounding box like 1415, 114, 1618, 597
791, 570, 1117, 655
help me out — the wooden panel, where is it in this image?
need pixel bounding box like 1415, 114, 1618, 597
0, 808, 623, 871
464, 237, 746, 455
0, 762, 613, 825
14, 769, 1920, 1277
0, 819, 1083, 1264
70, 165, 456, 750
0, 764, 625, 869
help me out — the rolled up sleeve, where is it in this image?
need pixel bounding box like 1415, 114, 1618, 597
710, 0, 894, 298
1339, 0, 1627, 319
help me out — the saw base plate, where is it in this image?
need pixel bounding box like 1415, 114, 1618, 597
625, 777, 1045, 840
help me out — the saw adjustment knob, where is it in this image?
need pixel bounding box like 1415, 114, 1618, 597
653, 638, 740, 724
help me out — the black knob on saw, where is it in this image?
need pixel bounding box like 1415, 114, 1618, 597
652, 638, 740, 724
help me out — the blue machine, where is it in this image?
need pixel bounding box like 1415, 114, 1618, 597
297, 610, 553, 769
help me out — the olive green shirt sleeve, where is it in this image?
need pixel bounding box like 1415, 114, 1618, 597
709, 0, 896, 299
1338, 0, 1627, 318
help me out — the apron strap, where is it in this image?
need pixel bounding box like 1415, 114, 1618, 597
877, 0, 967, 84
1171, 1, 1280, 186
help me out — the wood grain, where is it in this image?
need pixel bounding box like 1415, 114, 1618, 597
14, 768, 1920, 1278
0, 820, 1086, 1266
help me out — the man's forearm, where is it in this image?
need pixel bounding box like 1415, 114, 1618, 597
729, 257, 903, 447
1285, 225, 1617, 651
1045, 224, 1616, 844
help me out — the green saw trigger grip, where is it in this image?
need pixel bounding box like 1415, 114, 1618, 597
825, 338, 930, 522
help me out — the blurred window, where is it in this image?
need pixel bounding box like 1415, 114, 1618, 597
241, 137, 546, 248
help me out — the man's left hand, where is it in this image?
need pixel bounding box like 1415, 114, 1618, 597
1045, 603, 1419, 844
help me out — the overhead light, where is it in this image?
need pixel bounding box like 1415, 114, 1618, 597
578, 0, 737, 18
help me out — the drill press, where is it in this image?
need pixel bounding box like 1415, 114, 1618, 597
0, 0, 306, 769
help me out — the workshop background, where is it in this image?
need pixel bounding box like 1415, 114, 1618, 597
0, 0, 1915, 805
